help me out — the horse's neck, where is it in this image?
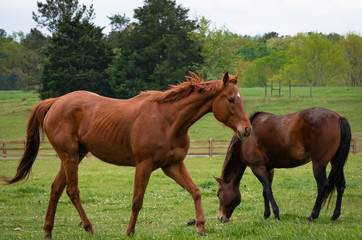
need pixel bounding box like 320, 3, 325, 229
166, 90, 218, 136
222, 136, 247, 184
222, 161, 246, 185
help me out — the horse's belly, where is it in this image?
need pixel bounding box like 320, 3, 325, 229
87, 145, 136, 166
271, 155, 310, 168
152, 147, 188, 168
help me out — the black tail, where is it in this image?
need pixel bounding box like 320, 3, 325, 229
323, 117, 351, 205
2, 98, 57, 185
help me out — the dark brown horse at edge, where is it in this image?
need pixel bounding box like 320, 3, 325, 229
2, 72, 252, 238
215, 107, 351, 223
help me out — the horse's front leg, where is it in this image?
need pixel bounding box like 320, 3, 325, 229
126, 160, 153, 236
252, 167, 280, 220
162, 162, 206, 236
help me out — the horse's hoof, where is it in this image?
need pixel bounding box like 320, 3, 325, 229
44, 233, 52, 239
330, 216, 338, 221
196, 223, 206, 236
306, 217, 314, 223
187, 219, 196, 225
126, 228, 135, 237
197, 230, 207, 236
87, 228, 94, 236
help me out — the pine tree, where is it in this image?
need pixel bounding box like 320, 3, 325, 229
107, 0, 203, 99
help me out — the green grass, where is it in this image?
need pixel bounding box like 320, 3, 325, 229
0, 88, 362, 239
0, 156, 361, 239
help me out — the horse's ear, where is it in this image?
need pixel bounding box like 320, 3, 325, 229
222, 72, 229, 86
230, 73, 239, 85
213, 176, 222, 184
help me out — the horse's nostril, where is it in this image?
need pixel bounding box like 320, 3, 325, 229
220, 216, 229, 223
244, 127, 250, 137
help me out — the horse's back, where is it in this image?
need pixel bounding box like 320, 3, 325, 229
245, 108, 341, 168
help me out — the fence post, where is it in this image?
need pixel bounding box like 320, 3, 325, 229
209, 138, 213, 157
265, 82, 267, 97
2, 141, 6, 159
352, 138, 357, 154
279, 81, 281, 97
271, 80, 273, 97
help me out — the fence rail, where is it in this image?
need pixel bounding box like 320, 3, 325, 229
1, 134, 362, 159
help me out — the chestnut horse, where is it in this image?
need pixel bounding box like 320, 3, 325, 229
3, 72, 251, 238
215, 108, 351, 223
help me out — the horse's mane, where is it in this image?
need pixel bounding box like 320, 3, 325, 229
142, 72, 222, 103
249, 111, 264, 123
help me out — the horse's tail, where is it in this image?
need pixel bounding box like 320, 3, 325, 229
323, 117, 351, 205
2, 98, 58, 185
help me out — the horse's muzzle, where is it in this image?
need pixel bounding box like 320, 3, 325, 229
237, 126, 251, 139
218, 215, 229, 223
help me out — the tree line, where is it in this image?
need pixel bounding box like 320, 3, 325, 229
1, 0, 361, 99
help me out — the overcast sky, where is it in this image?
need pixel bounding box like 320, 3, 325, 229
1, 0, 362, 37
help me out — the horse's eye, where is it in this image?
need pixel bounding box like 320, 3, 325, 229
228, 98, 234, 103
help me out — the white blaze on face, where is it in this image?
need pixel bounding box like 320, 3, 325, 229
237, 93, 240, 98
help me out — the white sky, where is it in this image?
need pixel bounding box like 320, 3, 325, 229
1, 0, 362, 36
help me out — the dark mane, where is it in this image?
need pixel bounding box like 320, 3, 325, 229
249, 111, 264, 123
221, 135, 245, 183
143, 72, 222, 103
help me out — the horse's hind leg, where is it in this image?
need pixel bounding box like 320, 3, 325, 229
44, 164, 66, 238
43, 142, 89, 238
59, 148, 93, 235
331, 171, 346, 221
263, 169, 275, 219
307, 163, 328, 222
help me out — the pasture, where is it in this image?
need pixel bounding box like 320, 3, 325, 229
0, 87, 362, 239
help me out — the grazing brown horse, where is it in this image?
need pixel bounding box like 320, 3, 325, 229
215, 108, 351, 223
2, 72, 252, 238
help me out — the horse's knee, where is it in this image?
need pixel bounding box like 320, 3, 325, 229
50, 188, 63, 202
66, 187, 80, 203
190, 187, 202, 201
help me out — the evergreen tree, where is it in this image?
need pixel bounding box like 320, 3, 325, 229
40, 17, 112, 99
33, 0, 112, 99
107, 0, 203, 99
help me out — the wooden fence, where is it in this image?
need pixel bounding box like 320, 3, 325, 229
350, 133, 362, 155
1, 134, 362, 159
266, 81, 313, 98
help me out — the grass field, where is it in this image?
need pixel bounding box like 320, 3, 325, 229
0, 88, 362, 239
